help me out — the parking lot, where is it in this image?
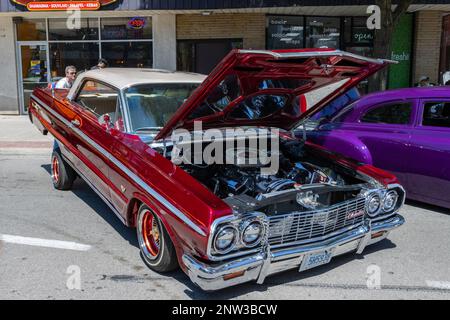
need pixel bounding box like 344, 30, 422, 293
0, 116, 449, 300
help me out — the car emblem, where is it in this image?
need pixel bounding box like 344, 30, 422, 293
346, 209, 365, 220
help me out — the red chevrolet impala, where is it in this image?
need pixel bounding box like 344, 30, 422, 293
29, 49, 405, 291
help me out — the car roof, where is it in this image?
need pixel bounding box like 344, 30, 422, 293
68, 68, 207, 98
359, 86, 450, 103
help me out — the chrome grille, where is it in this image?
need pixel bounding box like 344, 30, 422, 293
268, 197, 366, 249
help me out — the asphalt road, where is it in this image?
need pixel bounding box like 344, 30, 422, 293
0, 147, 449, 300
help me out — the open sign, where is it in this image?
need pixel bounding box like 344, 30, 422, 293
128, 17, 147, 30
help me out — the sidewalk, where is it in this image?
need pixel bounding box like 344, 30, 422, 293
0, 115, 53, 154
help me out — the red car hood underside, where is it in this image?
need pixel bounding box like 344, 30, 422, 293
156, 49, 394, 140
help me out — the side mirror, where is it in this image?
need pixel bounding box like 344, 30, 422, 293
99, 113, 113, 130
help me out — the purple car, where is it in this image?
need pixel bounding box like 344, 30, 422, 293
303, 87, 450, 209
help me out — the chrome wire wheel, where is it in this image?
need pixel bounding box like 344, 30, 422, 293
50, 150, 75, 190
136, 205, 179, 272
51, 155, 60, 184
138, 209, 162, 260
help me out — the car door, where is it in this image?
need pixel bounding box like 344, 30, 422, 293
102, 97, 132, 218
69, 80, 120, 206
346, 100, 415, 188
407, 99, 450, 205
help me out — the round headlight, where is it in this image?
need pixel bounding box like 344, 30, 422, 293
242, 221, 263, 247
367, 193, 381, 216
213, 226, 237, 254
383, 190, 399, 211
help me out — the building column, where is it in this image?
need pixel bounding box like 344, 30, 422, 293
152, 14, 177, 71
0, 16, 19, 115
413, 11, 443, 85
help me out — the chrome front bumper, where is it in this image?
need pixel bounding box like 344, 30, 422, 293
182, 214, 405, 291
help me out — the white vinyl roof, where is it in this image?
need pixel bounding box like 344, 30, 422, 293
68, 68, 207, 99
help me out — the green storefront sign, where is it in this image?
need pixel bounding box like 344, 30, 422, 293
388, 14, 414, 89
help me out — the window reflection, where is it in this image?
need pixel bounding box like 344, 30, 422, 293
50, 43, 99, 80
306, 17, 340, 48
266, 15, 304, 49
101, 17, 152, 40
101, 42, 153, 68
48, 18, 99, 41
16, 19, 46, 41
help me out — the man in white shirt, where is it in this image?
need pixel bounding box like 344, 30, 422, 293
55, 65, 77, 89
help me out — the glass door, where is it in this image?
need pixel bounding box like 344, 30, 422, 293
18, 43, 49, 114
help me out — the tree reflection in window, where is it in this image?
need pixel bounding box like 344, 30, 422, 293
361, 103, 411, 125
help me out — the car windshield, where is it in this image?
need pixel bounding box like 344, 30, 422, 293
125, 83, 200, 133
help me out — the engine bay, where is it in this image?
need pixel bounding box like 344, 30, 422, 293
153, 134, 371, 215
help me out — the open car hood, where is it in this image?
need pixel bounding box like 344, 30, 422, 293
156, 49, 395, 140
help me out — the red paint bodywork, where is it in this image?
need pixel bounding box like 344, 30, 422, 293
29, 49, 396, 271
30, 89, 231, 268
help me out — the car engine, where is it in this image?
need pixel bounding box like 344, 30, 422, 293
154, 136, 367, 215
182, 153, 346, 200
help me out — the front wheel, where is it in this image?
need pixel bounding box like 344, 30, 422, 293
137, 205, 178, 272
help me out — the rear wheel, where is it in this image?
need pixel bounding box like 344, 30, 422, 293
137, 205, 178, 272
51, 151, 76, 190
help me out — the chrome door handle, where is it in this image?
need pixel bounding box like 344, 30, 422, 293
71, 119, 80, 127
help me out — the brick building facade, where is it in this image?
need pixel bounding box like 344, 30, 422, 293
177, 14, 266, 50
413, 11, 444, 85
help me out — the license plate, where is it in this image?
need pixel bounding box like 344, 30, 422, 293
299, 249, 334, 272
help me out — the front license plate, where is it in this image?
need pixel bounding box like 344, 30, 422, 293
299, 249, 334, 272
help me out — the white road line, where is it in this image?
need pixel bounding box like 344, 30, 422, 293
0, 234, 91, 251
426, 280, 450, 290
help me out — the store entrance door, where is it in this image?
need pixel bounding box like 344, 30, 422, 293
17, 42, 49, 114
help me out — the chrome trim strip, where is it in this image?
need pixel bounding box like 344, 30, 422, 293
60, 149, 126, 225
31, 94, 206, 237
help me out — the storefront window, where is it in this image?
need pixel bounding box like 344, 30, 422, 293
16, 19, 46, 41
177, 39, 242, 74
50, 43, 99, 80
306, 17, 340, 48
267, 15, 304, 49
48, 18, 99, 41
101, 42, 153, 68
350, 17, 374, 45
342, 17, 374, 94
343, 17, 374, 49
15, 17, 153, 114
101, 17, 152, 40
